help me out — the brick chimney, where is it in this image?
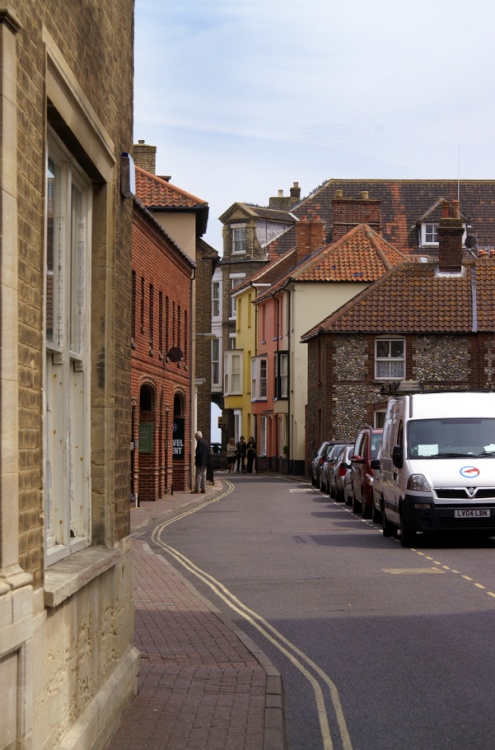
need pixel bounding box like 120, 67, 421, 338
437, 199, 463, 273
332, 190, 381, 241
133, 140, 156, 174
295, 217, 325, 263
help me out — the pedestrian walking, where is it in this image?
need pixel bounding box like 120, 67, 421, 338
227, 437, 237, 473
246, 436, 256, 473
192, 431, 209, 493
236, 436, 247, 473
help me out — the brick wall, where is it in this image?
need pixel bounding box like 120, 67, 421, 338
195, 239, 218, 444
131, 205, 193, 496
332, 191, 381, 242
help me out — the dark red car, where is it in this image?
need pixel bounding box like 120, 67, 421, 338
350, 426, 383, 518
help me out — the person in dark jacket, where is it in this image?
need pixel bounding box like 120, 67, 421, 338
246, 436, 256, 473
236, 436, 247, 473
192, 431, 209, 493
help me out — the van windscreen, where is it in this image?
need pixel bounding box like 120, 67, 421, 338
407, 418, 495, 459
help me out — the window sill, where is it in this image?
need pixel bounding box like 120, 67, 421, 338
44, 546, 120, 608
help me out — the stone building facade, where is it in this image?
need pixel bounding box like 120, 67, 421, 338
1, 3, 137, 749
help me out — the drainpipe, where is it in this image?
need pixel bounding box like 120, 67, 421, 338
189, 265, 196, 491
287, 288, 292, 475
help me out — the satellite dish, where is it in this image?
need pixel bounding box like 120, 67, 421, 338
166, 347, 183, 363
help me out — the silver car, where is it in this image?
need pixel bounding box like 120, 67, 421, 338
332, 445, 354, 501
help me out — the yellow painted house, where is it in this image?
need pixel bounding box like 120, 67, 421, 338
223, 283, 258, 441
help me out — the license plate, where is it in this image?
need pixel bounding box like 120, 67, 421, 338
454, 509, 490, 518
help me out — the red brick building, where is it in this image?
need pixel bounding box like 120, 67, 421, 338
131, 200, 195, 498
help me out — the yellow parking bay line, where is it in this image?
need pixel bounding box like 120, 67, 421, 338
382, 567, 445, 575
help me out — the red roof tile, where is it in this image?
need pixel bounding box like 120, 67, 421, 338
254, 224, 407, 303
135, 166, 207, 208
301, 258, 495, 340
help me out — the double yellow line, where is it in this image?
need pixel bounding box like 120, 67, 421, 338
151, 480, 352, 750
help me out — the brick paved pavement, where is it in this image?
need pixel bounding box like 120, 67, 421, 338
105, 480, 285, 750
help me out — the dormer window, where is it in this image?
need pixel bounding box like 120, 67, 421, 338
422, 222, 438, 245
420, 220, 467, 247
232, 224, 247, 254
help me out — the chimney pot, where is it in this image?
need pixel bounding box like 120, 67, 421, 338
278, 190, 284, 197
452, 199, 460, 219
441, 200, 450, 218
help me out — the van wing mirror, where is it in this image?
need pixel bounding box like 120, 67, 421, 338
370, 458, 380, 471
392, 445, 403, 468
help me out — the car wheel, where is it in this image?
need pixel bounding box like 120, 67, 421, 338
352, 494, 361, 514
400, 510, 417, 548
362, 499, 372, 519
372, 501, 382, 523
382, 507, 396, 538
335, 486, 343, 502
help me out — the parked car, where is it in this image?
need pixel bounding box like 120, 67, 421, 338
311, 441, 333, 487
371, 442, 383, 523
320, 442, 348, 493
344, 463, 354, 506
333, 445, 355, 501
350, 426, 383, 518
209, 442, 224, 470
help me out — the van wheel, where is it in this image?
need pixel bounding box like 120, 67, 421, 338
400, 512, 417, 548
382, 509, 395, 538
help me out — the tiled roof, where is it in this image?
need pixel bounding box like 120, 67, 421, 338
266, 179, 495, 255
219, 202, 296, 225
240, 203, 297, 222
295, 224, 407, 282
135, 166, 209, 235
254, 224, 407, 303
233, 248, 298, 295
301, 258, 495, 340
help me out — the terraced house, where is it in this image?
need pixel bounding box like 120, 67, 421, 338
301, 199, 495, 462
131, 144, 216, 497
217, 179, 495, 474
1, 3, 137, 748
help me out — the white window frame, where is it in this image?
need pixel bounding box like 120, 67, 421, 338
275, 351, 288, 399
375, 337, 405, 380
45, 132, 92, 564
211, 337, 220, 386
231, 224, 247, 254
224, 351, 243, 395
229, 273, 245, 319
421, 222, 438, 245
212, 280, 221, 319
259, 417, 268, 456
251, 356, 267, 401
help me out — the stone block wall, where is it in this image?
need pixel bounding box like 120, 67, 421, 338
4, 2, 138, 748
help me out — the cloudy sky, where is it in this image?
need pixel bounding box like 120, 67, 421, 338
134, 0, 495, 252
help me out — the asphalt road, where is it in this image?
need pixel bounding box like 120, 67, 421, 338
144, 474, 495, 750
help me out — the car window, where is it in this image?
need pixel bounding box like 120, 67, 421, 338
370, 433, 382, 458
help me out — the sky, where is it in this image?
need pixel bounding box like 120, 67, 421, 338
134, 0, 495, 254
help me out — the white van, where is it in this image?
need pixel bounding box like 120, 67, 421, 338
376, 392, 495, 547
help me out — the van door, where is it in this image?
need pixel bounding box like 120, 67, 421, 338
388, 417, 403, 525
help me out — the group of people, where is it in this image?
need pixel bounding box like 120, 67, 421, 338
226, 436, 256, 474
192, 432, 257, 494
